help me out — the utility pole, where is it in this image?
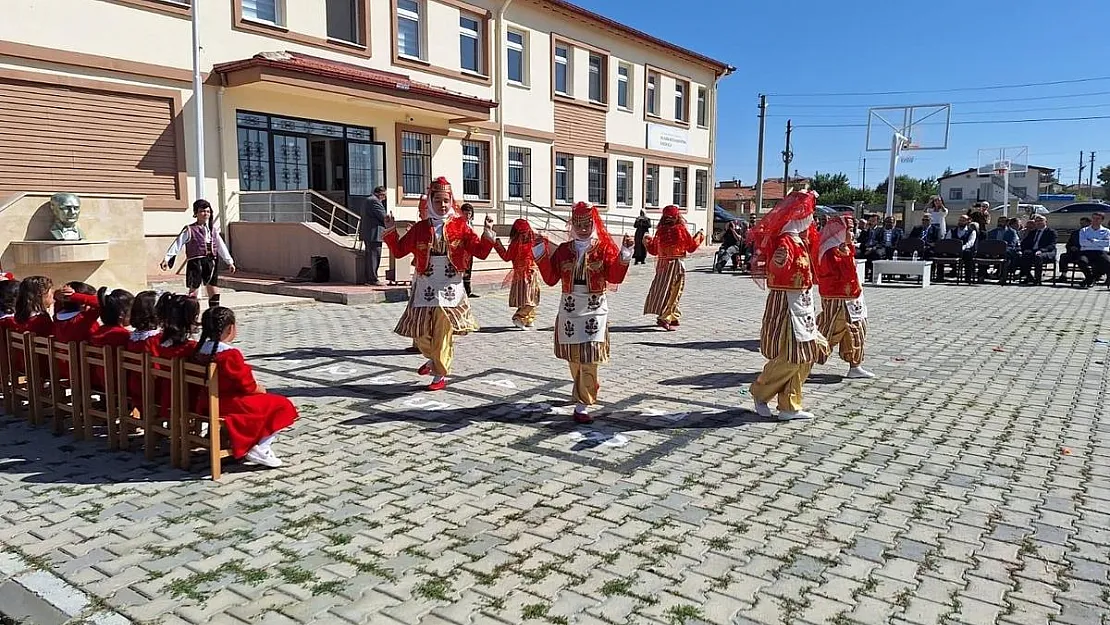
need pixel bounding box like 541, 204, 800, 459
782, 119, 793, 194
862, 157, 867, 190
755, 95, 767, 213
1079, 151, 1085, 194
1090, 152, 1097, 199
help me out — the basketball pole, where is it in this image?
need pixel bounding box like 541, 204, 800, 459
884, 133, 906, 218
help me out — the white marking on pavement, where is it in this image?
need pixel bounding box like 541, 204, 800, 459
403, 397, 451, 411
485, 379, 517, 389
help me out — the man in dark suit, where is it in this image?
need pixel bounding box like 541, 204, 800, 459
907, 214, 941, 258
1017, 214, 1057, 285
357, 186, 388, 285
860, 215, 902, 279
1057, 217, 1091, 283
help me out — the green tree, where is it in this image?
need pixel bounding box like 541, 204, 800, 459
875, 175, 939, 204
1098, 165, 1110, 199
942, 167, 954, 178
811, 172, 850, 197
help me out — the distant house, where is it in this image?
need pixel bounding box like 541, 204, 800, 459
937, 166, 1057, 210
714, 177, 811, 214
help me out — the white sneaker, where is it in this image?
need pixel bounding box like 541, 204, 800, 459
847, 366, 875, 379
777, 410, 815, 421
244, 445, 283, 468
524, 323, 536, 331
753, 401, 773, 417
512, 319, 526, 330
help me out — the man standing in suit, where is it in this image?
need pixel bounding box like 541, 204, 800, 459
358, 186, 388, 285
907, 214, 941, 259
1017, 215, 1057, 285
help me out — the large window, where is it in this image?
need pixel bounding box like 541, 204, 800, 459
646, 71, 658, 116
508, 147, 531, 201
459, 13, 483, 75
326, 0, 361, 44
645, 163, 659, 207
696, 87, 708, 127
617, 63, 631, 110
241, 0, 282, 25
507, 30, 526, 85
588, 157, 607, 205
555, 153, 573, 205
554, 45, 570, 96
673, 167, 688, 207
616, 160, 633, 206
588, 53, 605, 103
396, 0, 422, 59
401, 130, 431, 197
675, 81, 688, 123
695, 169, 708, 208
462, 140, 490, 201
949, 187, 963, 201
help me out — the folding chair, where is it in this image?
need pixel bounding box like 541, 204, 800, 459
0, 328, 13, 417
80, 344, 119, 448
116, 350, 147, 451
145, 354, 181, 467
179, 360, 229, 479
973, 240, 1010, 285
6, 332, 36, 423
30, 336, 55, 429
932, 239, 967, 284
48, 339, 84, 438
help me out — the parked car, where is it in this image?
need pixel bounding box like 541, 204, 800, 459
1048, 202, 1110, 231
1051, 201, 1109, 213
991, 203, 1048, 215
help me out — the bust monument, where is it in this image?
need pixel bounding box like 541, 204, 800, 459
49, 192, 84, 241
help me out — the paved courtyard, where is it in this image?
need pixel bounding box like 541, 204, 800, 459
2, 261, 1110, 625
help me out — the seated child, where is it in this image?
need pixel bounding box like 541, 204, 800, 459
87, 288, 134, 392
153, 294, 199, 418
53, 282, 100, 380
0, 280, 17, 333
194, 306, 298, 468
125, 291, 161, 411
12, 276, 54, 374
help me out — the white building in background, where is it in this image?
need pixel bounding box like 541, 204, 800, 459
938, 165, 1057, 211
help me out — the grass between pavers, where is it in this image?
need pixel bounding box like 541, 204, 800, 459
165, 559, 269, 601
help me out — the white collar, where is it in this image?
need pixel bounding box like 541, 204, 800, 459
197, 340, 233, 355
55, 310, 81, 321
130, 328, 161, 341
0, 313, 11, 320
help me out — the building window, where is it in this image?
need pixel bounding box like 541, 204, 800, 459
554, 45, 570, 96
400, 130, 431, 197
326, 0, 362, 44
555, 153, 572, 205
241, 0, 282, 25
507, 30, 526, 85
508, 147, 531, 201
462, 140, 490, 201
646, 71, 658, 116
616, 160, 633, 206
645, 163, 659, 206
1012, 186, 1027, 198
588, 53, 605, 103
949, 187, 963, 201
695, 169, 708, 208
396, 0, 422, 59
459, 13, 483, 75
673, 167, 688, 206
588, 157, 607, 205
617, 63, 630, 110
696, 87, 708, 127
675, 81, 688, 122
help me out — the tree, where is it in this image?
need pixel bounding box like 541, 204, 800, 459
1099, 165, 1110, 200
875, 175, 939, 205
811, 172, 850, 197
942, 167, 954, 178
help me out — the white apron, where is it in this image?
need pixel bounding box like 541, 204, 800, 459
786, 289, 821, 342
556, 285, 608, 345
413, 256, 465, 308
845, 294, 868, 322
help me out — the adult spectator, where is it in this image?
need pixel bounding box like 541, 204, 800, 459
908, 213, 941, 259
356, 185, 388, 286
967, 201, 991, 233
1079, 211, 1110, 288
719, 221, 743, 270
1057, 217, 1092, 283
860, 215, 902, 279
1017, 215, 1057, 285
980, 215, 1019, 284
855, 213, 877, 247
926, 196, 949, 239
633, 210, 651, 265
941, 214, 977, 281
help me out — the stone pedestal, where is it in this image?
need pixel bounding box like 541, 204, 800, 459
9, 241, 111, 265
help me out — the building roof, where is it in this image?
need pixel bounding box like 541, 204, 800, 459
938, 165, 1055, 181
714, 180, 793, 202
212, 52, 498, 111
531, 0, 734, 76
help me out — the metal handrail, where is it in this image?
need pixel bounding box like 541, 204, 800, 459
233, 190, 363, 250
499, 199, 695, 236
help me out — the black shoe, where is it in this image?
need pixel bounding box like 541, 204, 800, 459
468, 292, 480, 298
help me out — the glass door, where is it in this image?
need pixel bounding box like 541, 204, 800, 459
347, 141, 386, 204
272, 134, 309, 191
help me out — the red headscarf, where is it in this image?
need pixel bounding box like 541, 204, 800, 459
653, 205, 696, 252
747, 190, 820, 287
501, 219, 540, 287
569, 201, 618, 258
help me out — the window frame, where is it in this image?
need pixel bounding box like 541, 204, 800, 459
325, 0, 363, 45
674, 81, 688, 123
587, 52, 606, 104
646, 71, 659, 117
461, 139, 491, 202
553, 44, 571, 96
588, 156, 608, 206
240, 0, 284, 26
616, 160, 634, 207
949, 187, 963, 201
673, 166, 688, 207
506, 29, 527, 86
554, 152, 573, 206
644, 163, 659, 207
459, 12, 484, 76
696, 86, 708, 128
396, 0, 424, 61
694, 169, 708, 208
507, 146, 532, 201
399, 129, 432, 199
617, 63, 631, 111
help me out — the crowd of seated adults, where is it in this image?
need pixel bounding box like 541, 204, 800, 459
853, 202, 1110, 288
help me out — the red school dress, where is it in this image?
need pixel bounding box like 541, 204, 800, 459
124, 329, 162, 410
87, 324, 131, 392
154, 339, 196, 418
11, 313, 53, 374
195, 342, 298, 459
53, 293, 102, 379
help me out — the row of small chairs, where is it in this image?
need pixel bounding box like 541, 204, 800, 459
0, 330, 232, 479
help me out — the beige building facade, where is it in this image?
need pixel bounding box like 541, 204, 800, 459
0, 0, 731, 273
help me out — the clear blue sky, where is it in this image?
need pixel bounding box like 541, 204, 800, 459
576, 0, 1110, 189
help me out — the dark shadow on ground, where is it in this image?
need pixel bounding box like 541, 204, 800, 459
608, 325, 661, 334
661, 371, 844, 390
637, 339, 762, 352
250, 347, 415, 360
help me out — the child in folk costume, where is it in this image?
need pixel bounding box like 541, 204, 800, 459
493, 219, 543, 330
534, 202, 635, 424
383, 177, 496, 391
642, 205, 705, 331
194, 306, 298, 468
815, 214, 874, 380
747, 190, 830, 421
160, 199, 236, 309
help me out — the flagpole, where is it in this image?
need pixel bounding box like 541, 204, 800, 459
191, 1, 205, 203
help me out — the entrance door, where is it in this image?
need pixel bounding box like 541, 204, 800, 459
272, 134, 309, 192
347, 141, 387, 206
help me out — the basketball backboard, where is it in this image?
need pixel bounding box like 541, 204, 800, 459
977, 147, 1029, 176
865, 104, 951, 152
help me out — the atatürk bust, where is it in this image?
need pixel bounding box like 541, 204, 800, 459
49, 193, 84, 241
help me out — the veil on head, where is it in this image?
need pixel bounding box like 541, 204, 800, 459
818, 214, 852, 260
747, 190, 819, 288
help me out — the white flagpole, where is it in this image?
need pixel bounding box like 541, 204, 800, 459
191, 1, 205, 203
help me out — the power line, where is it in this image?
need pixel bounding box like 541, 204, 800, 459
767, 90, 1110, 110
793, 114, 1110, 129
767, 101, 1110, 120
767, 76, 1110, 98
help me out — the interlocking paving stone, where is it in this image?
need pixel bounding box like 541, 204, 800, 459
3, 264, 1110, 624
